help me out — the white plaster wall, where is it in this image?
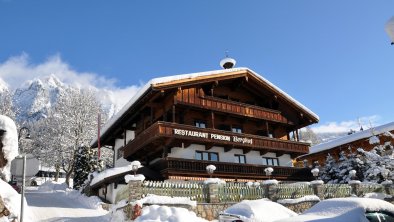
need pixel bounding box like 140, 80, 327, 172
114, 138, 129, 167
114, 138, 124, 150
278, 154, 293, 167
126, 130, 135, 143
167, 143, 293, 167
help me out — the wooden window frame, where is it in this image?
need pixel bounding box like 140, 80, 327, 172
195, 151, 219, 161
262, 157, 279, 166
234, 154, 246, 164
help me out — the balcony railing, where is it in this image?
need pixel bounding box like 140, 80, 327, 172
176, 93, 289, 124
154, 157, 313, 181
123, 122, 310, 159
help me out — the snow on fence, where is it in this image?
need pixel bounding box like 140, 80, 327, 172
276, 183, 314, 199
141, 181, 208, 203
218, 182, 266, 202
323, 184, 351, 199
358, 184, 383, 195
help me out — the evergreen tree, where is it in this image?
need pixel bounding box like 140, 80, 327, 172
73, 146, 104, 190
320, 153, 339, 183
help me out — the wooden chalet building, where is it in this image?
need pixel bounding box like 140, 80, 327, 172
91, 65, 319, 190
298, 122, 394, 166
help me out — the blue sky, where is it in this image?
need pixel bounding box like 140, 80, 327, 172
0, 1, 393, 133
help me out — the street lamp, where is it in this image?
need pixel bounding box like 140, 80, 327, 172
311, 168, 319, 180
264, 167, 274, 179
206, 164, 216, 178
349, 170, 357, 180
18, 126, 30, 222
130, 160, 141, 176
385, 16, 394, 45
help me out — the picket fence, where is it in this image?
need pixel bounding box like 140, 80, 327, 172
115, 180, 392, 204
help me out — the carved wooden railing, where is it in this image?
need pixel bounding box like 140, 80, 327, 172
161, 157, 311, 180
176, 92, 288, 123
124, 122, 310, 158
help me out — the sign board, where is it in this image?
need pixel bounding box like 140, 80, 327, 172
11, 154, 40, 177
173, 128, 253, 145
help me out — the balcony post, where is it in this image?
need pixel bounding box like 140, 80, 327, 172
172, 105, 176, 123
211, 111, 215, 129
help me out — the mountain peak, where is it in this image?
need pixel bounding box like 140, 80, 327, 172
0, 78, 9, 93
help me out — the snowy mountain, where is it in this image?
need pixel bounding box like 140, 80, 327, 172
1, 74, 117, 123
13, 75, 66, 121
0, 78, 8, 93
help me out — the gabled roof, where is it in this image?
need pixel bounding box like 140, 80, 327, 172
91, 67, 319, 147
307, 121, 394, 155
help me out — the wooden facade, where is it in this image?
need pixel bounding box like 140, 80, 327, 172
298, 126, 394, 166
93, 68, 319, 181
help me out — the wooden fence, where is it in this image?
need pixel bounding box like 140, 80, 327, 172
115, 180, 393, 204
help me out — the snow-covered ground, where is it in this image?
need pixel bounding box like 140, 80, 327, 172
25, 182, 110, 222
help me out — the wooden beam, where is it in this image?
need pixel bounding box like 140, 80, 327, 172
211, 111, 215, 129
172, 105, 176, 123
275, 152, 285, 157
243, 148, 251, 154
205, 143, 214, 151
224, 146, 233, 152
260, 150, 269, 156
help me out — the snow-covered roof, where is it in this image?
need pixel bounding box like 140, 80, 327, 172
307, 121, 394, 155
90, 165, 133, 187
91, 67, 319, 147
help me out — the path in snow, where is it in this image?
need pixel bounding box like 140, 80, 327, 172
25, 188, 110, 222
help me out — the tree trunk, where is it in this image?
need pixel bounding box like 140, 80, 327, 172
54, 164, 60, 182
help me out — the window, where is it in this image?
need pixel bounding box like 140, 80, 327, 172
232, 126, 243, 133
195, 151, 219, 161
262, 157, 279, 166
235, 154, 246, 164
195, 120, 207, 128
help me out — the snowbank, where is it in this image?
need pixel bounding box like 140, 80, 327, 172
310, 180, 324, 185
203, 178, 226, 185
39, 181, 104, 209
125, 174, 145, 183
38, 180, 69, 192
0, 180, 33, 222
222, 198, 297, 222
136, 194, 197, 207
0, 115, 18, 181
364, 192, 392, 200
135, 205, 208, 222
277, 195, 320, 204
262, 179, 279, 185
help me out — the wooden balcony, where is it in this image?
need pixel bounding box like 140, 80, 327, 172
152, 157, 313, 181
176, 93, 289, 124
123, 121, 310, 160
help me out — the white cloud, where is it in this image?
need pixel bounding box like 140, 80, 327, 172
311, 115, 381, 134
0, 53, 142, 110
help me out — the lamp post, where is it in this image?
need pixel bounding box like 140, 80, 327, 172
386, 16, 394, 45
311, 168, 320, 181
349, 170, 357, 180
206, 165, 216, 178
264, 167, 274, 180
18, 126, 30, 222
130, 160, 141, 176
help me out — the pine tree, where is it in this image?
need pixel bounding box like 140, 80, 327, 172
73, 146, 101, 190
320, 153, 339, 183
